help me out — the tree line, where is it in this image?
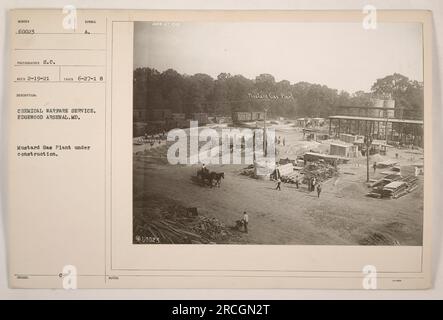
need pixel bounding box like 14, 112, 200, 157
133, 68, 423, 119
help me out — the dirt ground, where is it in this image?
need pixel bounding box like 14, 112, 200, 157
133, 123, 424, 245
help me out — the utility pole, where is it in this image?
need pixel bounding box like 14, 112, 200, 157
263, 107, 268, 157
365, 122, 374, 182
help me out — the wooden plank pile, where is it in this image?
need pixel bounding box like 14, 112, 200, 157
366, 175, 419, 199
369, 174, 402, 189
403, 175, 419, 193
381, 181, 408, 199
134, 214, 233, 244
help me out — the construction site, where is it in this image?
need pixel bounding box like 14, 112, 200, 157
133, 98, 424, 246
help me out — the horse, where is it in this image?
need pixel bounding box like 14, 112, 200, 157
197, 168, 214, 187
212, 172, 224, 187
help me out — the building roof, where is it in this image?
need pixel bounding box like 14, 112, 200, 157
302, 128, 320, 132
304, 152, 349, 160
354, 139, 391, 147
330, 142, 354, 148
338, 105, 396, 110
328, 115, 423, 125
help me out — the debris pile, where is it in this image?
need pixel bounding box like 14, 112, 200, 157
191, 216, 229, 243
280, 173, 299, 184
240, 165, 255, 177
358, 232, 400, 246
301, 161, 339, 183
133, 193, 239, 244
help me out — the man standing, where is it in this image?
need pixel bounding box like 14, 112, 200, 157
242, 211, 249, 233
275, 178, 282, 191
373, 162, 377, 173
317, 183, 322, 198
295, 176, 300, 189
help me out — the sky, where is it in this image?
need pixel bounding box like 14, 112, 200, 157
134, 22, 423, 93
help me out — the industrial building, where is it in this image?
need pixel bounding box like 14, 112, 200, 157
328, 100, 423, 147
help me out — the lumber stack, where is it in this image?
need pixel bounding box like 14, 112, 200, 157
366, 175, 419, 199
134, 213, 232, 244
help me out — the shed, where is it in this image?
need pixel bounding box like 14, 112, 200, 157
329, 143, 358, 158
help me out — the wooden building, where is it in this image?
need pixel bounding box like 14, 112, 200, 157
191, 113, 209, 125
233, 111, 266, 123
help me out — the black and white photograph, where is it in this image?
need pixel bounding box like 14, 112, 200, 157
132, 21, 424, 246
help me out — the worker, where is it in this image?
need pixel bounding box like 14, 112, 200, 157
312, 177, 316, 192
317, 183, 322, 198
295, 176, 300, 189
373, 162, 377, 173
242, 211, 249, 233
275, 178, 282, 191
414, 166, 420, 177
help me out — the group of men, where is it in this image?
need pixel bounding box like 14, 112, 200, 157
275, 175, 322, 198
